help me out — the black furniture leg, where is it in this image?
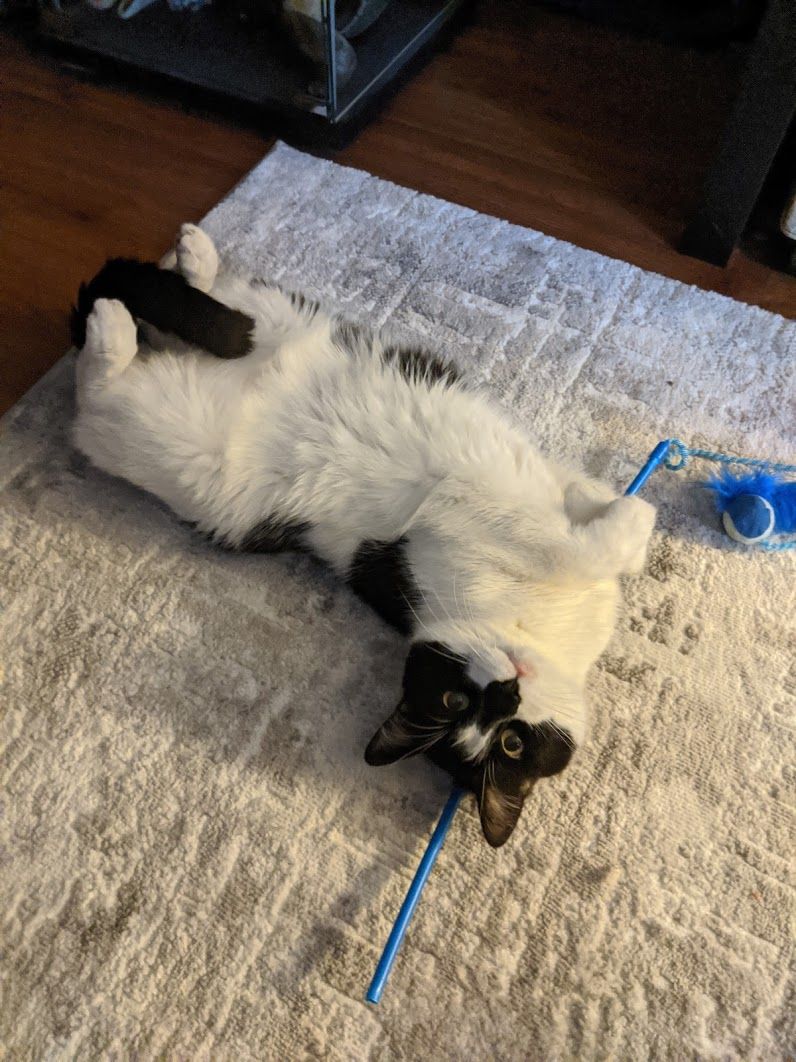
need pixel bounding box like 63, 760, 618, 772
679, 0, 796, 267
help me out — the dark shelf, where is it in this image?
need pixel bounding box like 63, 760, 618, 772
38, 0, 465, 128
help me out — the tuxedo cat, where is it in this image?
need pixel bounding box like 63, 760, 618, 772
72, 224, 656, 846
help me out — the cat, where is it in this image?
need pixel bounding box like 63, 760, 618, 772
71, 224, 656, 846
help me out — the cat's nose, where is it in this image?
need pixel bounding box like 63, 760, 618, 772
501, 677, 520, 710
482, 678, 520, 723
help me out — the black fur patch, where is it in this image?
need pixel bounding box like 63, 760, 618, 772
348, 537, 419, 634
238, 516, 310, 553
287, 290, 321, 321
381, 343, 460, 387
251, 281, 321, 322
71, 258, 255, 360
331, 319, 374, 356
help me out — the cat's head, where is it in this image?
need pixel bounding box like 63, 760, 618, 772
365, 641, 576, 846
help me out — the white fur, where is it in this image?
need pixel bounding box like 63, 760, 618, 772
73, 226, 656, 752
175, 223, 218, 293
455, 722, 494, 762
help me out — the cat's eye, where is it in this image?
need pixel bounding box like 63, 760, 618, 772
501, 730, 524, 759
443, 691, 469, 712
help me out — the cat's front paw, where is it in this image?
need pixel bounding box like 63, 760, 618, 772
176, 223, 218, 293
607, 496, 657, 574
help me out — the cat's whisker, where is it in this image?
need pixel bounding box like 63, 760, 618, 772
460, 581, 479, 631
432, 586, 456, 628
406, 588, 481, 667
451, 570, 465, 626
399, 593, 463, 663
414, 586, 444, 628
405, 720, 447, 733
547, 720, 574, 748
433, 587, 483, 662
396, 732, 445, 761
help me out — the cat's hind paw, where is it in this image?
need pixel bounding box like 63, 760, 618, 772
176, 223, 218, 293
84, 298, 138, 371
77, 298, 138, 396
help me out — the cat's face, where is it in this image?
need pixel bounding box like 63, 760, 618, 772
365, 642, 574, 846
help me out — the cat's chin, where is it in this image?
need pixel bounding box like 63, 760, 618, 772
464, 648, 517, 687
424, 742, 479, 788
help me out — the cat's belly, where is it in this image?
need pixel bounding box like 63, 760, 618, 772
214, 355, 449, 569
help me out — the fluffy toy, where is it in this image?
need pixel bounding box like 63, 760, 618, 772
703, 468, 796, 545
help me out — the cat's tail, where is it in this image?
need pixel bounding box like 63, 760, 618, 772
70, 258, 255, 359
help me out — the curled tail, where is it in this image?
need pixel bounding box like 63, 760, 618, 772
70, 258, 254, 359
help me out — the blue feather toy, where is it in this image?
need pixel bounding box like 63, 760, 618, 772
663, 439, 796, 551
703, 468, 796, 545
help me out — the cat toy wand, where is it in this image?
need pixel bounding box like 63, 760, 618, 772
365, 438, 672, 1005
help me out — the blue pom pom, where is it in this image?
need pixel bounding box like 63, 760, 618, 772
722, 495, 775, 543
702, 467, 796, 544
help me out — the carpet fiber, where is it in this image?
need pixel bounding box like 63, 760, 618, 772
2, 144, 794, 1060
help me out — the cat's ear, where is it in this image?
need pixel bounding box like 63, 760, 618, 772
479, 780, 529, 848
364, 702, 430, 765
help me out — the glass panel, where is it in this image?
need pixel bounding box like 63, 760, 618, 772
37, 0, 466, 129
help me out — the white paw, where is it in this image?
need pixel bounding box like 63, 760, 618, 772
85, 298, 137, 368
176, 223, 218, 292
607, 496, 657, 574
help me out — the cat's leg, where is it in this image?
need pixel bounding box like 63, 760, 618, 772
74, 298, 229, 525
551, 459, 656, 575
163, 223, 313, 346
568, 495, 657, 577
548, 461, 617, 526
165, 221, 330, 359
563, 480, 615, 526
75, 298, 138, 398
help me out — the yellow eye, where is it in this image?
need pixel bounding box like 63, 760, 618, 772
443, 691, 470, 712
501, 730, 524, 759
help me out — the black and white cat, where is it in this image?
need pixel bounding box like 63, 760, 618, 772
72, 224, 656, 846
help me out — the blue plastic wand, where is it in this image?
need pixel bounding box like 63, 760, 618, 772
365, 439, 672, 1004
366, 786, 464, 1003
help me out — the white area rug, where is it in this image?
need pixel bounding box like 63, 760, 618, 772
2, 143, 794, 1061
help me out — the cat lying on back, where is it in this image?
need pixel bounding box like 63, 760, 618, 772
72, 224, 656, 846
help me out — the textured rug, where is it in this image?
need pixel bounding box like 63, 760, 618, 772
2, 143, 794, 1061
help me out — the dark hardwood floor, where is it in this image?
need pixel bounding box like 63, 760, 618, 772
1, 0, 794, 415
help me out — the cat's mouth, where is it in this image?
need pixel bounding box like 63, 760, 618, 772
425, 736, 484, 790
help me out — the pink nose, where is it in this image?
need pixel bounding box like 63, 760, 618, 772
508, 654, 534, 679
